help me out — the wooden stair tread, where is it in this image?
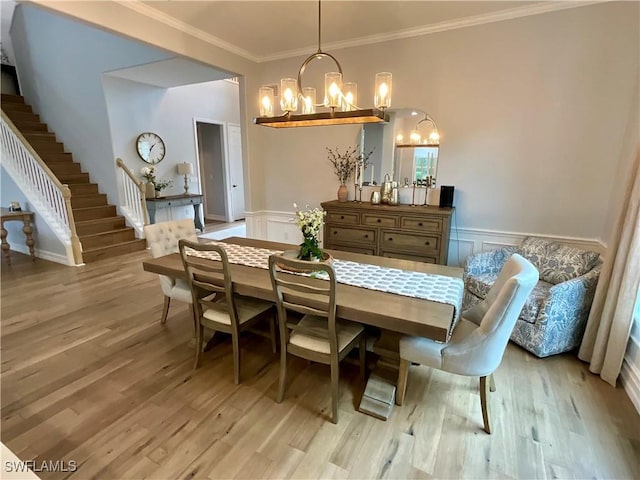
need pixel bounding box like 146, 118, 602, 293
79, 227, 135, 239
6, 94, 143, 263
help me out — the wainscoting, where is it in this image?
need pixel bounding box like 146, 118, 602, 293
245, 209, 606, 267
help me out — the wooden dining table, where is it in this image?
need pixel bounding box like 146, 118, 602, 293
142, 236, 464, 420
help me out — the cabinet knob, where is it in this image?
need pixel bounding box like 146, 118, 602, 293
334, 231, 337, 235
364, 234, 369, 238
340, 215, 344, 219
377, 219, 381, 223
418, 222, 423, 226
425, 241, 430, 246
389, 237, 393, 241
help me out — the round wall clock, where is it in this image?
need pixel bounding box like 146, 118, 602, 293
136, 132, 166, 164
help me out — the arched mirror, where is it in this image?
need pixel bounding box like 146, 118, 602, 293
361, 108, 439, 186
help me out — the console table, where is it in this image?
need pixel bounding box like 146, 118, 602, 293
145, 194, 204, 232
1, 208, 35, 264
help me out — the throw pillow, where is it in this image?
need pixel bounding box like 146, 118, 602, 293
519, 237, 599, 284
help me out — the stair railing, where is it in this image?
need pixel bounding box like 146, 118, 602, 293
0, 110, 83, 265
115, 157, 148, 235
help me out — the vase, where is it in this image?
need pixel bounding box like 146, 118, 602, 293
145, 182, 155, 198
337, 184, 348, 202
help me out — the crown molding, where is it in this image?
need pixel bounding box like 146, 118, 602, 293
262, 1, 604, 62
118, 0, 605, 64
114, 0, 261, 63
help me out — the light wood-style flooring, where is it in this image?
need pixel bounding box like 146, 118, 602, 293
1, 251, 639, 479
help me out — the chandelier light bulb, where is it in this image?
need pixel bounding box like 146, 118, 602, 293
396, 133, 404, 143
302, 87, 316, 114
280, 78, 298, 113
258, 86, 274, 117
374, 72, 392, 109
342, 82, 357, 111
429, 130, 440, 144
409, 130, 421, 144
325, 72, 342, 109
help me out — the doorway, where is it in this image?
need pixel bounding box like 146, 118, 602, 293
194, 120, 246, 222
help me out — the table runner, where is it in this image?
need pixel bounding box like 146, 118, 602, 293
186, 241, 464, 323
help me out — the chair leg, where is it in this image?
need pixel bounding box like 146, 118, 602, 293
160, 295, 171, 324
480, 376, 492, 434
489, 373, 496, 392
269, 314, 277, 354
232, 333, 241, 385
194, 324, 204, 369
359, 334, 366, 382
189, 303, 197, 337
277, 347, 287, 403
396, 359, 410, 406
330, 357, 340, 424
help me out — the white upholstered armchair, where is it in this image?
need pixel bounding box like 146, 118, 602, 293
396, 253, 539, 434
143, 219, 198, 326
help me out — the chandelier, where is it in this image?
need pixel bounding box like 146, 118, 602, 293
395, 112, 440, 147
254, 1, 392, 128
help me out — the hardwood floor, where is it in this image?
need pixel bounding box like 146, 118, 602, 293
1, 251, 639, 479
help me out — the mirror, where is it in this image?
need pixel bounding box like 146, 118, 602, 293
361, 108, 439, 187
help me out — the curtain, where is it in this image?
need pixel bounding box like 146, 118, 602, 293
578, 149, 640, 386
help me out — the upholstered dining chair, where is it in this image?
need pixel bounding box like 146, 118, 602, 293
179, 239, 277, 384
396, 253, 538, 434
268, 254, 366, 424
143, 219, 198, 326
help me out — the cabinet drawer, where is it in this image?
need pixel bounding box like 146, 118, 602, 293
326, 211, 359, 225
381, 231, 440, 251
327, 226, 376, 245
362, 214, 398, 228
381, 251, 438, 264
400, 216, 442, 233
326, 243, 375, 256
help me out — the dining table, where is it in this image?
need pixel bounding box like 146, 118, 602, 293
142, 236, 464, 420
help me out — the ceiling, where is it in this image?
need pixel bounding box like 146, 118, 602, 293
135, 1, 589, 62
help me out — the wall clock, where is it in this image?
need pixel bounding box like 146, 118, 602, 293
136, 132, 166, 164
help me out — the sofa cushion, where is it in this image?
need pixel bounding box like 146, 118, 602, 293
519, 237, 600, 285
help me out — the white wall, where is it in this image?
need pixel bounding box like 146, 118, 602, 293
103, 76, 240, 223
248, 2, 639, 246
9, 5, 173, 207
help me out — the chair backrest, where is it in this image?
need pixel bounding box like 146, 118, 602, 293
443, 253, 539, 376
144, 219, 198, 296
178, 239, 239, 329
268, 255, 338, 355
144, 219, 198, 259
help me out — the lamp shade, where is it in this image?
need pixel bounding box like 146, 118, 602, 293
177, 162, 193, 175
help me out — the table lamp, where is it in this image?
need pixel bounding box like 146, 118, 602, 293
177, 162, 193, 194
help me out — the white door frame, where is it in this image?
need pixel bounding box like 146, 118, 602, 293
192, 117, 234, 222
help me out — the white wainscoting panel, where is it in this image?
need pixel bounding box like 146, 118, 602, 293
621, 356, 640, 414
247, 210, 604, 267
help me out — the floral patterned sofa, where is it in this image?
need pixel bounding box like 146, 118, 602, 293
462, 237, 601, 357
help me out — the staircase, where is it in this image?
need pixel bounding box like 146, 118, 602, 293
1, 94, 146, 263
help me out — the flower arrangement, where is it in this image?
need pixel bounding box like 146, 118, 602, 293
140, 166, 156, 184
154, 179, 173, 193
327, 146, 374, 185
293, 203, 326, 260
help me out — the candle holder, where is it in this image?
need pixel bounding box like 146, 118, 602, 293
411, 181, 417, 206
358, 186, 363, 203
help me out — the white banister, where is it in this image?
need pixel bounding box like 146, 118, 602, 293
0, 110, 83, 265
115, 157, 148, 235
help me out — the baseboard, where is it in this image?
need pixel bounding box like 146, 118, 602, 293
620, 356, 640, 414
8, 243, 74, 266
247, 210, 604, 266
206, 214, 227, 222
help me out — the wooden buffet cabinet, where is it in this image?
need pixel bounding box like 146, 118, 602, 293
321, 200, 454, 265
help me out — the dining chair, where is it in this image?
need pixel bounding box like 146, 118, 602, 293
268, 254, 366, 424
143, 219, 198, 326
396, 253, 538, 434
179, 239, 277, 384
